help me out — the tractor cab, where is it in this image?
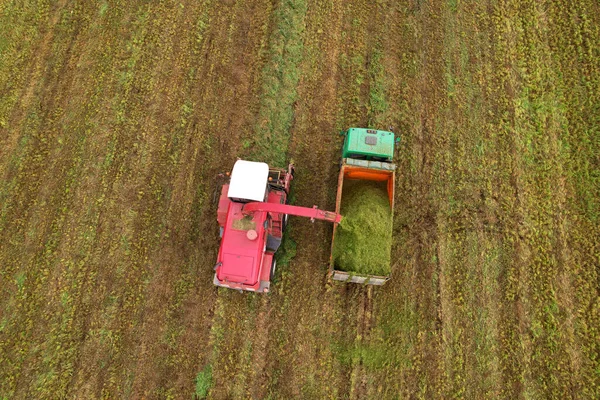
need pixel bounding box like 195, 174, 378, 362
227, 160, 269, 203
341, 128, 398, 162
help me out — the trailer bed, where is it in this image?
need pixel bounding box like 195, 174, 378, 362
329, 159, 395, 285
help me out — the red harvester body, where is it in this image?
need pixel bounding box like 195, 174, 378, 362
214, 161, 340, 292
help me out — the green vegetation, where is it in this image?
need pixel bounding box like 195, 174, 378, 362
231, 216, 256, 231
249, 0, 307, 165
194, 365, 213, 399
333, 180, 392, 276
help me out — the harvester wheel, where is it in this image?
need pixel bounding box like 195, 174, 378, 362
282, 214, 289, 231
270, 259, 277, 281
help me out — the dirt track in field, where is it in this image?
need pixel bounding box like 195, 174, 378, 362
1, 0, 599, 399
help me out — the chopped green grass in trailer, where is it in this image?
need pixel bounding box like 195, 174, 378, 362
332, 179, 392, 276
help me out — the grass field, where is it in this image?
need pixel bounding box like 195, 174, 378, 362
1, 0, 599, 398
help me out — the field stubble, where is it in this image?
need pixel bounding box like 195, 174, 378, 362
0, 0, 598, 399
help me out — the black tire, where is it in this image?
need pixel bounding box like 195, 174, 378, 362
270, 259, 277, 281
282, 191, 290, 231
282, 214, 289, 232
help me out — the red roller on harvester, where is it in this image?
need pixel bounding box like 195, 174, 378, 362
214, 160, 341, 293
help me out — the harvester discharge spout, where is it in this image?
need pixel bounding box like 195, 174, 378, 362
242, 202, 342, 223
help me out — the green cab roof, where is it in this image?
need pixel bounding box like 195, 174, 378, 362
342, 128, 397, 161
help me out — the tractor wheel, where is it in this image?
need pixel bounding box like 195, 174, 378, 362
270, 259, 277, 281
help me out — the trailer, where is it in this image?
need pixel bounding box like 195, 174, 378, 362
329, 128, 398, 285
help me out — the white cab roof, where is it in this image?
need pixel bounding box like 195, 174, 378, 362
228, 160, 269, 202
